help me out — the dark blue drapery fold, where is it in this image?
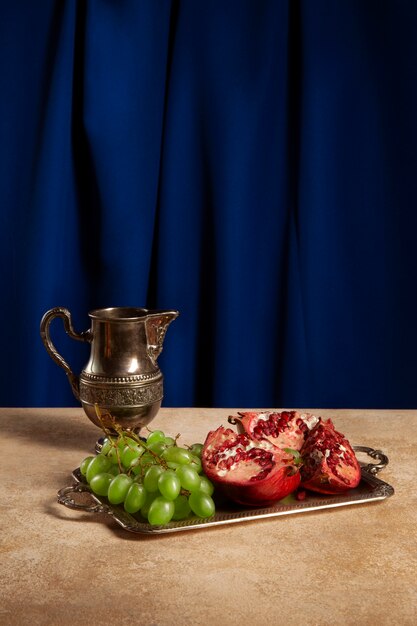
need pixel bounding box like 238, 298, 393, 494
1, 0, 417, 408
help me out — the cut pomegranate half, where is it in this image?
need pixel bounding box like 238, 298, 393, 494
201, 426, 300, 506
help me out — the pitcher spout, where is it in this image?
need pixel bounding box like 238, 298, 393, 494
145, 310, 179, 364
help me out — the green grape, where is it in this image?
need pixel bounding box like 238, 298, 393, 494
140, 491, 158, 518
175, 465, 200, 492
123, 436, 139, 447
108, 465, 121, 477
189, 490, 215, 518
106, 447, 120, 465
163, 436, 176, 446
162, 446, 193, 465
146, 430, 165, 445
131, 463, 144, 476
100, 438, 112, 455
107, 474, 133, 505
121, 443, 144, 469
189, 455, 203, 474
89, 472, 113, 496
148, 497, 175, 526
166, 461, 180, 470
172, 495, 191, 520
158, 470, 181, 501
86, 454, 112, 483
139, 452, 158, 469
116, 436, 126, 451
143, 465, 165, 492
147, 440, 168, 456
198, 476, 214, 496
80, 456, 95, 476
116, 436, 137, 456
189, 443, 203, 457
124, 483, 147, 514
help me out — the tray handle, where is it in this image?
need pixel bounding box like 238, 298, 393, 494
57, 483, 113, 515
353, 445, 389, 475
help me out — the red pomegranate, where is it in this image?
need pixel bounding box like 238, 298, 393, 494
201, 426, 300, 506
229, 410, 320, 451
300, 419, 361, 494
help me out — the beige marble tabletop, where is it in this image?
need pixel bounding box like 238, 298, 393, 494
1, 407, 416, 626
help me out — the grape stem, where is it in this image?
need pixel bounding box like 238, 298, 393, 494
94, 404, 169, 470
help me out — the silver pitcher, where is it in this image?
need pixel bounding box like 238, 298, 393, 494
40, 306, 179, 432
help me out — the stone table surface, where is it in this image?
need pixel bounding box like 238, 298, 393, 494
1, 407, 416, 626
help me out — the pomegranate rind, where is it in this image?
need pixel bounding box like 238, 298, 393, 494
300, 419, 361, 494
231, 410, 320, 452
201, 426, 300, 506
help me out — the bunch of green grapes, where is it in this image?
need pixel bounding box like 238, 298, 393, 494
79, 429, 215, 526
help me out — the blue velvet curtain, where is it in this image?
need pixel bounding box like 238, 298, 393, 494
1, 0, 417, 409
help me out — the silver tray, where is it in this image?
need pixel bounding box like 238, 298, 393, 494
57, 446, 394, 535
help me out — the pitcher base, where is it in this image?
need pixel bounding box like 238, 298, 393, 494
81, 400, 162, 433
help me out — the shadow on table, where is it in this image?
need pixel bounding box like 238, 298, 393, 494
44, 500, 178, 542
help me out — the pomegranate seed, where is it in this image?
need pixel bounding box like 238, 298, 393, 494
296, 490, 306, 501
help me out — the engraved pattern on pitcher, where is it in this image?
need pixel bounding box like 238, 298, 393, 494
79, 381, 163, 406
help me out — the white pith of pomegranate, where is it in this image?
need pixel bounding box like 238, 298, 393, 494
229, 410, 320, 451
300, 419, 361, 494
201, 426, 300, 506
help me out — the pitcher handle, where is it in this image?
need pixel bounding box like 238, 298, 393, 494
40, 307, 92, 399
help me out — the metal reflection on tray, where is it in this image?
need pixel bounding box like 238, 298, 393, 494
57, 446, 394, 535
